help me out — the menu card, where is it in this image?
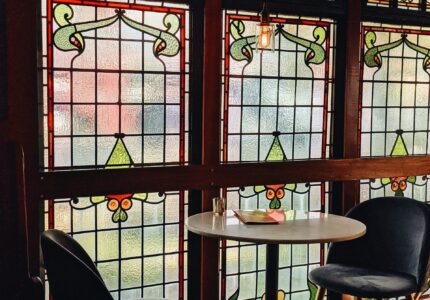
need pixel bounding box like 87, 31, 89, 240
233, 209, 279, 224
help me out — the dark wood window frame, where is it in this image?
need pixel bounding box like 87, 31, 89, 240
3, 0, 430, 299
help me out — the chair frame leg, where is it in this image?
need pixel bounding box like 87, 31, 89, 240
315, 287, 326, 300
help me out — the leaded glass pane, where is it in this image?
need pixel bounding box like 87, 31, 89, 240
359, 23, 430, 206
221, 11, 335, 300
40, 1, 189, 299
41, 0, 189, 171
44, 190, 188, 300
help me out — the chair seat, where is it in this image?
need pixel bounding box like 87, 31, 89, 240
309, 263, 417, 298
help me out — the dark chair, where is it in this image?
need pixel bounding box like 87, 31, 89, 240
41, 229, 167, 300
309, 197, 430, 300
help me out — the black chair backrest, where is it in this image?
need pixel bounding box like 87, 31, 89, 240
41, 229, 113, 300
327, 197, 430, 291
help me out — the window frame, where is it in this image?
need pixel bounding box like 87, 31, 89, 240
4, 0, 430, 299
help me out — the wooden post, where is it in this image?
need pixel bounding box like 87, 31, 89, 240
201, 0, 222, 299
2, 0, 42, 297
342, 0, 362, 214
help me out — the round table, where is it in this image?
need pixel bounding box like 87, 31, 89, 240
186, 210, 366, 300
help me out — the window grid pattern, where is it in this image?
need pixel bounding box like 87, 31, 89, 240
41, 0, 189, 299
42, 0, 189, 171
221, 10, 335, 300
44, 191, 188, 300
221, 185, 330, 300
359, 23, 430, 207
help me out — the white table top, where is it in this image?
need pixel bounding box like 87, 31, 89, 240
186, 210, 366, 244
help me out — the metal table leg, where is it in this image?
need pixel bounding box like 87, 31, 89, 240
265, 243, 279, 300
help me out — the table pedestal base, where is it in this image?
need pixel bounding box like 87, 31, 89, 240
265, 244, 279, 300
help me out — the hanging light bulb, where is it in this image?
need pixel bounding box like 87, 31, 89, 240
256, 2, 275, 51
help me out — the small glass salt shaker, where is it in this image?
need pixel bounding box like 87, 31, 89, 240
213, 197, 226, 216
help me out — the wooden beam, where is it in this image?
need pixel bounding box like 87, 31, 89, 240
222, 0, 345, 19
40, 156, 430, 199
201, 0, 222, 298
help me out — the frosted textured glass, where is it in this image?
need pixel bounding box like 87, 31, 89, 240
239, 246, 257, 273
165, 254, 179, 282
121, 228, 142, 258
54, 105, 71, 135
121, 41, 143, 71
98, 262, 119, 290
166, 75, 180, 104
73, 105, 95, 135
292, 245, 308, 265
296, 80, 312, 105
143, 201, 164, 225
98, 230, 119, 260
143, 257, 163, 285
73, 137, 95, 165
241, 107, 259, 133
260, 107, 277, 133
73, 204, 95, 232
295, 107, 311, 132
54, 71, 71, 103
291, 266, 308, 291
74, 233, 96, 260
73, 72, 95, 103
122, 105, 142, 135
261, 50, 279, 76
121, 259, 142, 289
121, 74, 142, 104
144, 226, 164, 255
97, 105, 119, 135
279, 80, 296, 106
97, 73, 119, 103
97, 40, 119, 70
261, 79, 278, 105
144, 75, 165, 103
165, 225, 179, 253
243, 78, 260, 105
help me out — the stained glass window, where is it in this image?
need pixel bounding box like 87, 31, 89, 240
366, 0, 425, 10
221, 10, 335, 300
44, 190, 188, 299
40, 0, 189, 299
41, 0, 189, 171
359, 23, 430, 203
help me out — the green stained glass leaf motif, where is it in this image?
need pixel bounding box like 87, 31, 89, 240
53, 4, 180, 58
364, 31, 430, 71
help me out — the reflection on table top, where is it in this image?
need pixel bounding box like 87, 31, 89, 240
185, 210, 366, 244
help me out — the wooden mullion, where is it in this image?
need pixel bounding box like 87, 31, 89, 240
201, 0, 222, 299
331, 15, 347, 216
390, 0, 399, 8
420, 0, 427, 12
342, 0, 362, 214
187, 0, 205, 298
